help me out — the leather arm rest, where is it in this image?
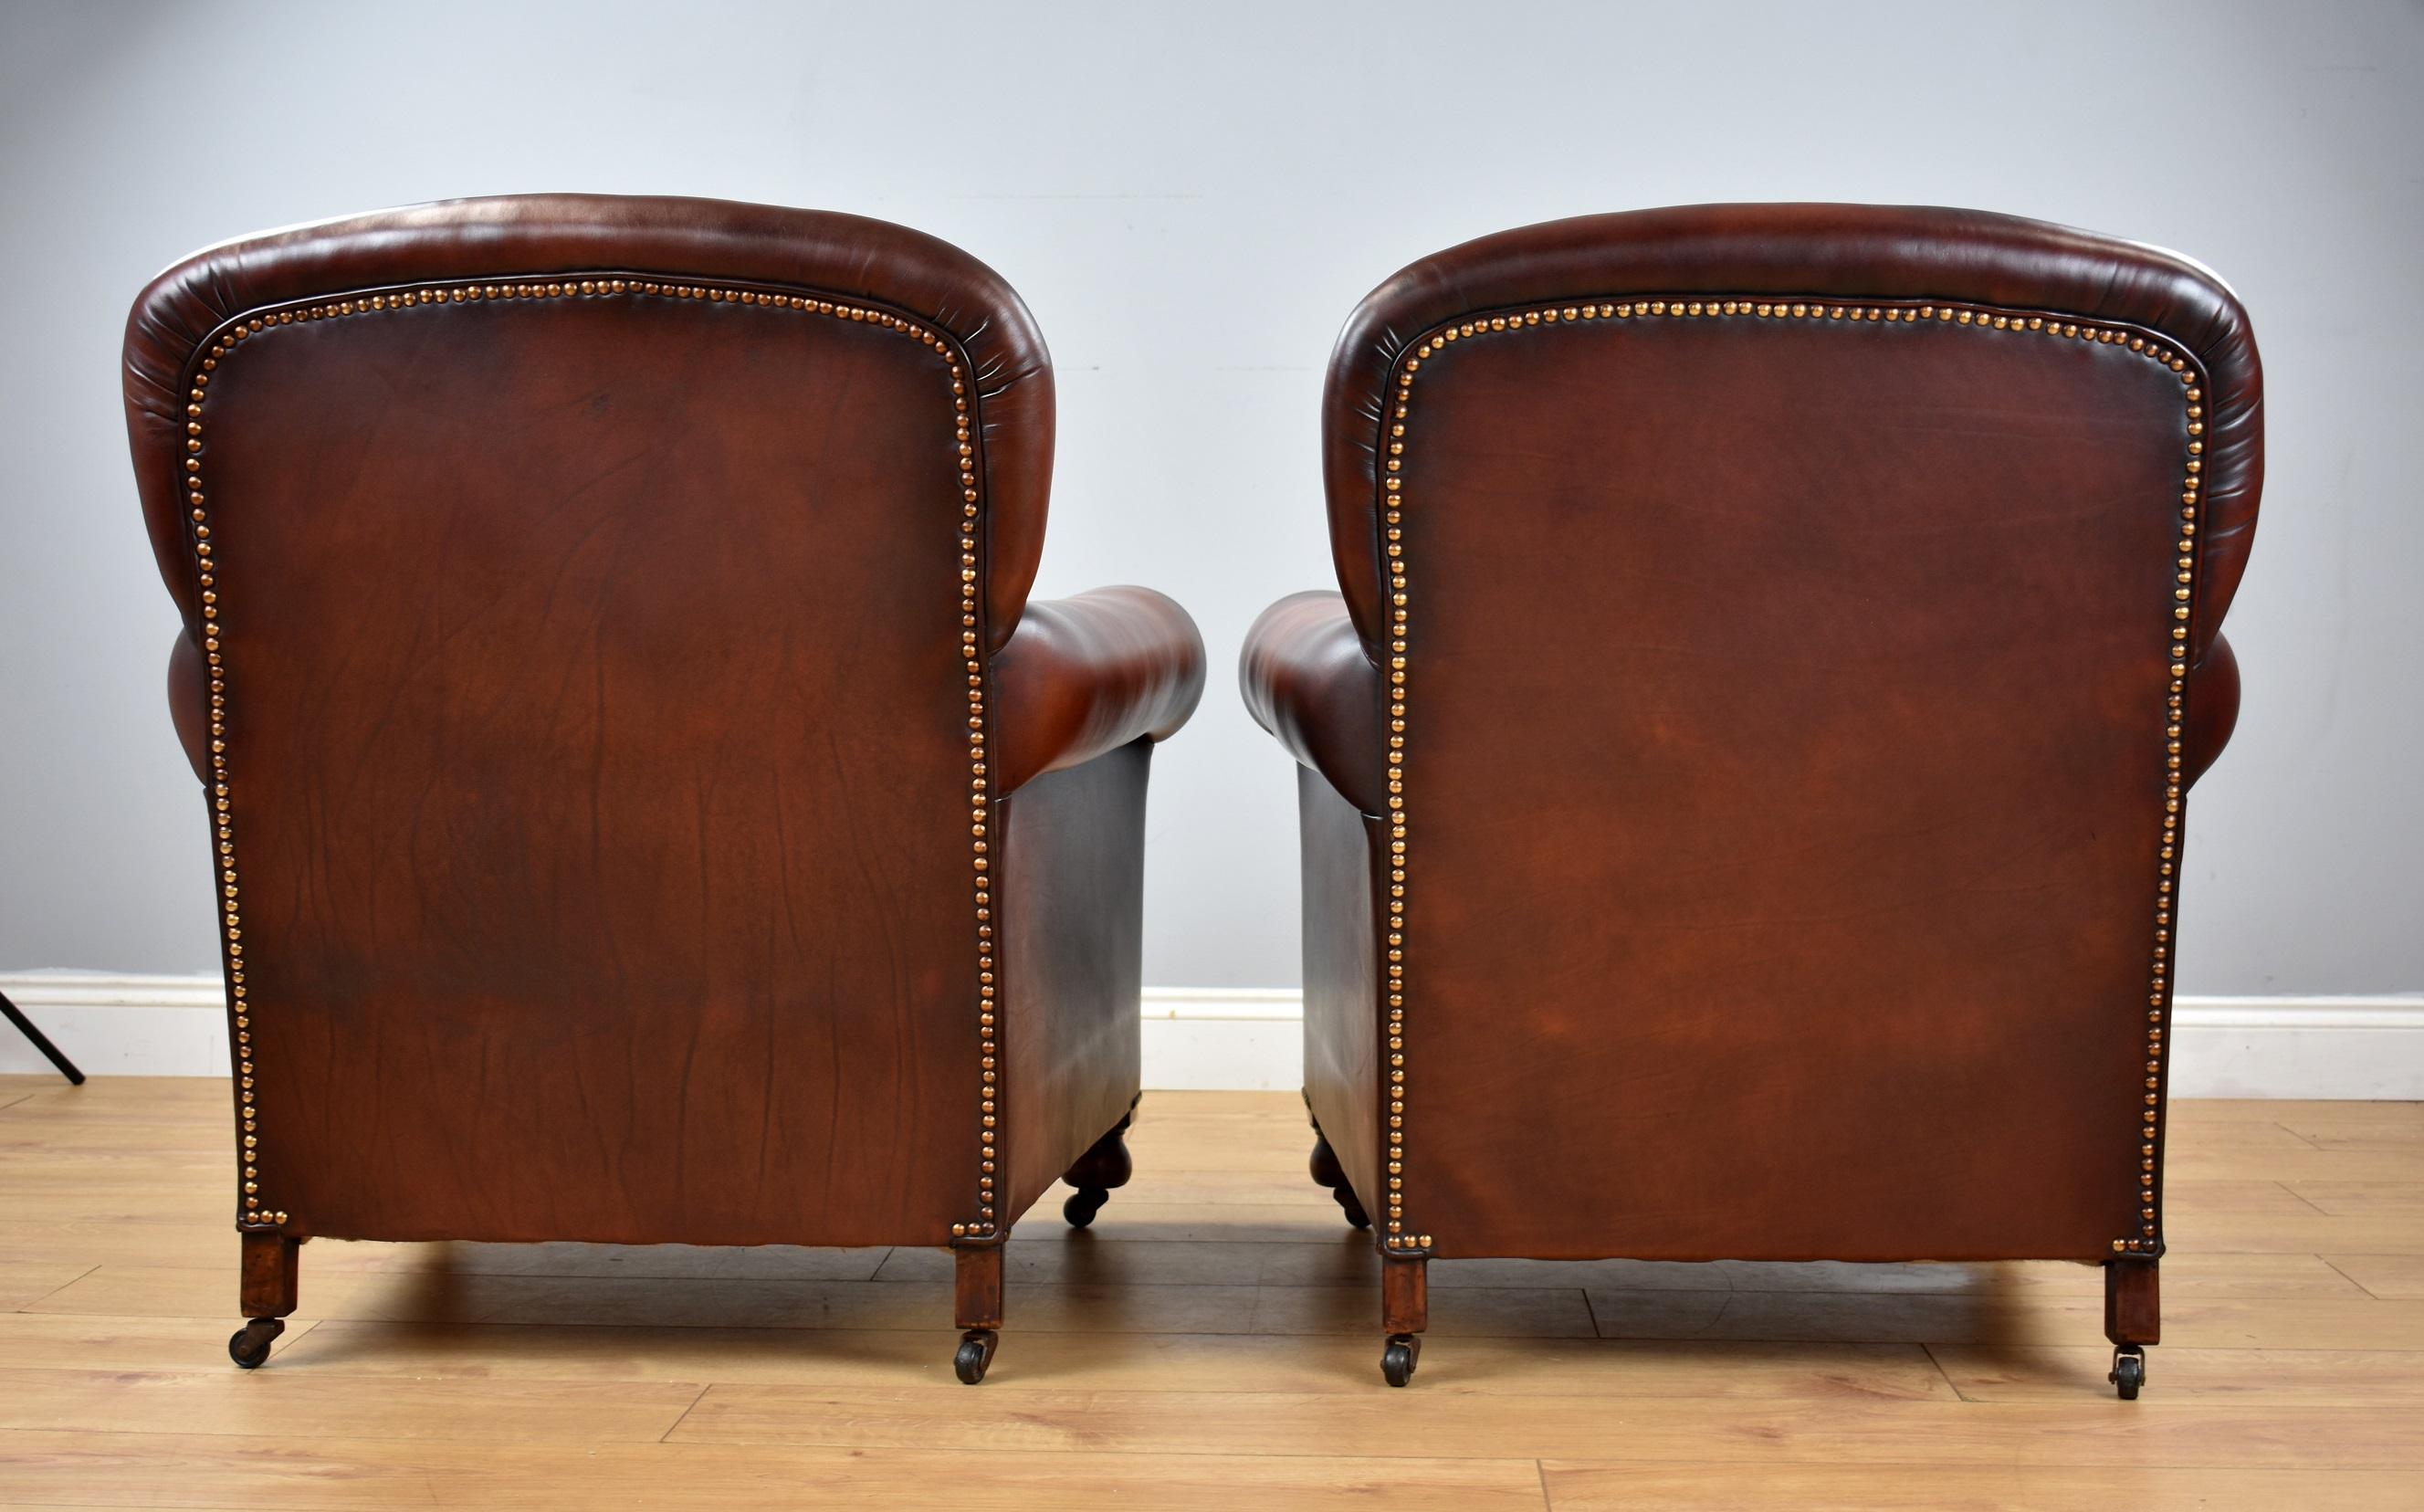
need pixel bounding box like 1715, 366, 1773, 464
993, 586, 1206, 793
166, 628, 210, 782
1239, 591, 1384, 815
2182, 632, 2240, 787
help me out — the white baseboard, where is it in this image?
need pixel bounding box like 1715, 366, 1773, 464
3, 973, 2417, 1099
0, 971, 235, 1078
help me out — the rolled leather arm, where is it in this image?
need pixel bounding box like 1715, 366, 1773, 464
2182, 632, 2240, 787
166, 628, 211, 782
992, 586, 1206, 793
1239, 591, 1384, 815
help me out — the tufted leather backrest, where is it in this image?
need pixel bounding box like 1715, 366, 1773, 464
1321, 205, 2262, 1263
122, 195, 1052, 1245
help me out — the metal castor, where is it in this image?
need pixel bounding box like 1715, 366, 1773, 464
955, 1328, 999, 1385
2110, 1345, 2146, 1400
1380, 1333, 1421, 1388
1064, 1186, 1111, 1228
228, 1317, 284, 1369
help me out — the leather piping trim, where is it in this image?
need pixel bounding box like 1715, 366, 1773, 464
171, 273, 1004, 1240
1375, 293, 2205, 1260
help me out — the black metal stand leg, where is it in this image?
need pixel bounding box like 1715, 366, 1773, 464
0, 990, 84, 1085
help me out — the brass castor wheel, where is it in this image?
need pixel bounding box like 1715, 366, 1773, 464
2110, 1345, 2146, 1401
1064, 1186, 1111, 1228
228, 1317, 284, 1369
1380, 1333, 1421, 1388
955, 1328, 999, 1385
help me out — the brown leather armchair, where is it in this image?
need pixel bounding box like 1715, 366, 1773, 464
1243, 205, 2261, 1392
123, 194, 1205, 1382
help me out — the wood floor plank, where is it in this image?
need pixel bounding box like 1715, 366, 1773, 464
666, 1385, 2424, 1468
0, 1432, 1548, 1510
2324, 1255, 2424, 1299
1247, 1282, 1597, 1338
1580, 1287, 2424, 1349
24, 1265, 1287, 1335
1436, 1251, 2361, 1298
0, 1080, 228, 1126
2165, 1100, 2338, 1123
870, 1234, 1381, 1286
2164, 1148, 2424, 1181
1543, 1461, 2424, 1510
0, 1224, 890, 1281
0, 1313, 316, 1371
263, 1320, 1954, 1399
2161, 1212, 2424, 1254
870, 1242, 2362, 1297
1930, 1343, 2424, 1403
0, 1262, 92, 1312
0, 1366, 706, 1444
2287, 1182, 2424, 1216
2271, 1106, 2424, 1150
5, 1081, 2421, 1507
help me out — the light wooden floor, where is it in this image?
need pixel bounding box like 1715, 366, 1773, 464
0, 1078, 2419, 1508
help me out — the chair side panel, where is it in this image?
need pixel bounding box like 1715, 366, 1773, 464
997, 741, 1150, 1222
1300, 765, 1383, 1221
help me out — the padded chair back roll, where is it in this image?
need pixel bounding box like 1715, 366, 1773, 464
1323, 205, 2261, 1261
122, 194, 1055, 1246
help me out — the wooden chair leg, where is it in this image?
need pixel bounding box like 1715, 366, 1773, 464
953, 1244, 1003, 1385
229, 1231, 298, 1368
1060, 1103, 1137, 1229
2104, 1257, 2159, 1400
1380, 1252, 1427, 1386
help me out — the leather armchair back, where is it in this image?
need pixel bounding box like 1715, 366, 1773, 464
122, 195, 1055, 1247
1318, 205, 2261, 1263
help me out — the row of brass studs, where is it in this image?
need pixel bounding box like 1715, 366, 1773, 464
2130, 369, 2208, 1259
1379, 293, 2206, 1257
948, 318, 997, 1241
184, 314, 267, 1226
181, 275, 997, 1236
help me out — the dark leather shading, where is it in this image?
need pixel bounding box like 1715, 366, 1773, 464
1321, 204, 2260, 658
1240, 592, 1384, 817
1246, 203, 2262, 1386
123, 195, 1199, 1367
126, 194, 1054, 654
995, 587, 1206, 792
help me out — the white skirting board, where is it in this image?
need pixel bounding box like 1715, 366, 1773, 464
2, 973, 2419, 1099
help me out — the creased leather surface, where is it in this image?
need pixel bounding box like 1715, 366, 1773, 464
1296, 765, 1382, 1222
1262, 204, 2263, 1266
1238, 591, 1383, 815
999, 741, 1153, 1220
121, 196, 1196, 1252
125, 194, 1054, 651
1323, 204, 2261, 665
993, 587, 1205, 793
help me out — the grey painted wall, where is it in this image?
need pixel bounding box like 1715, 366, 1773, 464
2, 0, 2417, 994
